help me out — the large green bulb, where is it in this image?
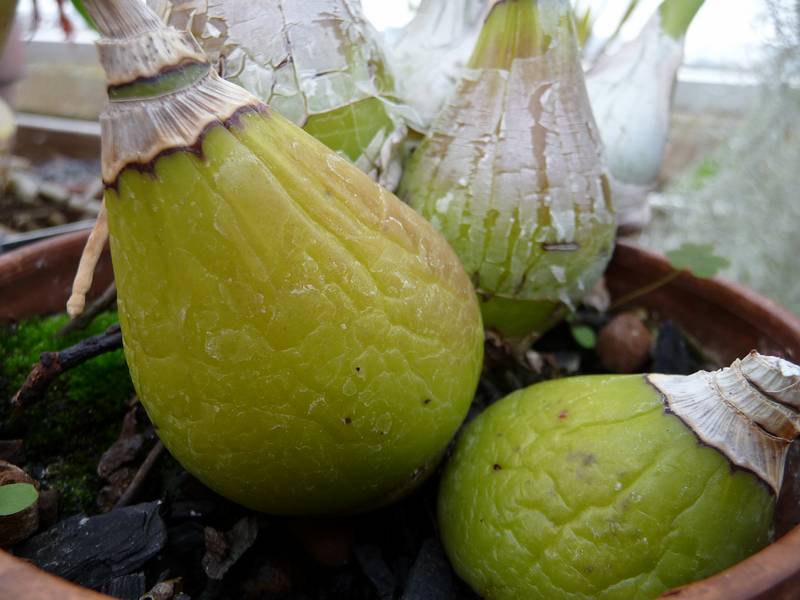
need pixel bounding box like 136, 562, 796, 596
107, 109, 484, 515
84, 0, 485, 516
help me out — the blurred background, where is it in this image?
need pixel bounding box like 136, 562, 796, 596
1, 0, 798, 313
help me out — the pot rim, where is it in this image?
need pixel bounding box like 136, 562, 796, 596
1, 234, 799, 599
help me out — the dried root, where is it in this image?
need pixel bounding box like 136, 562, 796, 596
67, 199, 109, 319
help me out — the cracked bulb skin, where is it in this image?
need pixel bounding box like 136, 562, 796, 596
399, 0, 615, 341
151, 0, 409, 191
85, 1, 484, 515
437, 355, 800, 599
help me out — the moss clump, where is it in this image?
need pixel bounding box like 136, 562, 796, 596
0, 312, 134, 514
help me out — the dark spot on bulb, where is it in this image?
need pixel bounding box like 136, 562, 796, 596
567, 451, 597, 466
423, 398, 432, 405
558, 409, 569, 420
343, 417, 352, 425
542, 242, 580, 252
493, 464, 503, 471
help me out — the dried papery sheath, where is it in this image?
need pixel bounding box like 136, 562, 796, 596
648, 351, 800, 495
149, 0, 410, 190
68, 0, 258, 305
75, 0, 484, 516
586, 0, 705, 233
400, 0, 616, 340
83, 0, 258, 184
388, 0, 489, 130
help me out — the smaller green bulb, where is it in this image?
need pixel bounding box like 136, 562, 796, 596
438, 369, 786, 599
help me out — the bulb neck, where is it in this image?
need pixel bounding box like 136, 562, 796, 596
659, 0, 705, 40
83, 0, 209, 88
468, 0, 574, 71
83, 0, 165, 39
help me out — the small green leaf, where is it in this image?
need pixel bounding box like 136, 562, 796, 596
571, 325, 597, 349
666, 243, 730, 278
0, 483, 38, 516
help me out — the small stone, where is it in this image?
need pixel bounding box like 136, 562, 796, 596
38, 181, 72, 204
544, 351, 582, 375
524, 350, 544, 373
7, 171, 39, 204
596, 313, 652, 374
47, 210, 68, 226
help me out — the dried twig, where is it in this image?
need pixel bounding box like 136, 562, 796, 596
114, 440, 165, 509
57, 282, 117, 338
11, 324, 123, 411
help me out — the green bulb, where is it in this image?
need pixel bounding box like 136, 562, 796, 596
439, 374, 774, 599
400, 0, 615, 341
106, 109, 484, 514
80, 0, 486, 516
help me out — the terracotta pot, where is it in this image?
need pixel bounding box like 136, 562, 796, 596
0, 231, 114, 322
1, 234, 799, 599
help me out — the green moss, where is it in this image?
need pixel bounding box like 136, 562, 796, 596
45, 455, 103, 515
0, 312, 134, 514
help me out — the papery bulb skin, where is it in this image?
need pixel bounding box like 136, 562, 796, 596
388, 0, 489, 131
150, 0, 409, 191
400, 0, 615, 342
586, 0, 705, 232
439, 352, 800, 599
83, 0, 484, 515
